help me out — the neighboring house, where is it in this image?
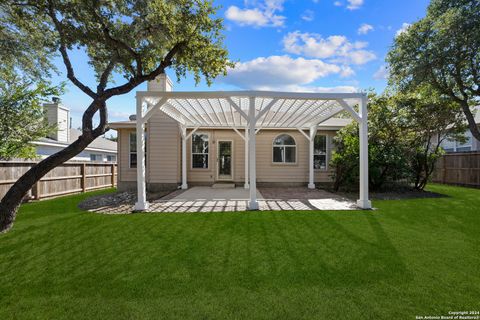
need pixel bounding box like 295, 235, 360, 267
34, 98, 117, 162
110, 75, 352, 192
440, 106, 480, 153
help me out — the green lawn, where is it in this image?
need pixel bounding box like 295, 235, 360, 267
0, 184, 479, 319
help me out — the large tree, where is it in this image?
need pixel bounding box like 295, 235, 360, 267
0, 71, 59, 160
387, 0, 480, 141
0, 0, 231, 232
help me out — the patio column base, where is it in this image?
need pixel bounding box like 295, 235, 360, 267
244, 182, 249, 189
308, 183, 315, 189
248, 200, 258, 210
134, 201, 149, 211
181, 184, 188, 190
356, 199, 372, 209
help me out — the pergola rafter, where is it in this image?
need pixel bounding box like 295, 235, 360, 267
133, 91, 371, 211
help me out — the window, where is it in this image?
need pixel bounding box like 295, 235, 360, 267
441, 130, 472, 153
106, 155, 116, 162
129, 132, 137, 168
273, 134, 296, 163
192, 133, 209, 168
90, 154, 103, 161
314, 135, 327, 170
129, 132, 147, 168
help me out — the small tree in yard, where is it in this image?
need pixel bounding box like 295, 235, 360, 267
0, 71, 60, 160
0, 0, 231, 232
396, 85, 466, 190
331, 87, 466, 192
387, 0, 480, 142
331, 93, 411, 192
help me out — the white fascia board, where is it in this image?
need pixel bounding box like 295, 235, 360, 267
137, 91, 366, 100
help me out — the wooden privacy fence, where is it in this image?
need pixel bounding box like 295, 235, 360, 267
432, 152, 480, 187
0, 161, 117, 201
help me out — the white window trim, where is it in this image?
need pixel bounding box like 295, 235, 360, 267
443, 131, 473, 152
191, 132, 210, 170
272, 134, 297, 165
129, 132, 137, 169
314, 134, 329, 171
90, 153, 103, 162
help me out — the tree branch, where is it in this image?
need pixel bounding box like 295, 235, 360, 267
46, 0, 97, 99
102, 41, 185, 99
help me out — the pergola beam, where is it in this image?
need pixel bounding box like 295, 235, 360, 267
134, 91, 370, 211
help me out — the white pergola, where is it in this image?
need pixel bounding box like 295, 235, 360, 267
133, 91, 372, 211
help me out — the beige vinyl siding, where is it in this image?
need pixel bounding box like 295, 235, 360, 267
118, 126, 337, 185
255, 130, 308, 183
147, 111, 181, 184
118, 128, 136, 182
187, 129, 246, 184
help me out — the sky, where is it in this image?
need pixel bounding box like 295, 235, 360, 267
52, 0, 431, 132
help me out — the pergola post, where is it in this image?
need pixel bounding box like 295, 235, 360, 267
244, 127, 249, 189
134, 97, 149, 211
248, 97, 258, 210
308, 126, 317, 189
181, 126, 188, 190
357, 95, 372, 209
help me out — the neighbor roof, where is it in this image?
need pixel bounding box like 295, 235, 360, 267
35, 128, 117, 152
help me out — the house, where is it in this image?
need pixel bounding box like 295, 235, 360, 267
440, 106, 480, 152
35, 98, 117, 162
110, 75, 371, 210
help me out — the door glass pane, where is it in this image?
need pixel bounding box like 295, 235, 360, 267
218, 141, 232, 176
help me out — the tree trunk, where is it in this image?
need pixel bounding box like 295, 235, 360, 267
0, 132, 100, 232
459, 101, 480, 142
0, 97, 108, 233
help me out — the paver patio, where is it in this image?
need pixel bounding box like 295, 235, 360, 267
86, 187, 358, 214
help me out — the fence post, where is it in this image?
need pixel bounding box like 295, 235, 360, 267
32, 182, 40, 200
442, 157, 447, 184
81, 163, 86, 193
111, 163, 115, 187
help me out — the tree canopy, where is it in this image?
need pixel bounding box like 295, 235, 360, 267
0, 71, 60, 160
387, 0, 480, 141
331, 86, 466, 191
0, 0, 232, 232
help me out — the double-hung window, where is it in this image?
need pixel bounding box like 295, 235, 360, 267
273, 134, 296, 163
192, 133, 209, 168
129, 132, 147, 168
314, 135, 327, 170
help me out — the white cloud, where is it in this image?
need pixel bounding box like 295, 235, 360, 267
373, 64, 389, 80
282, 31, 376, 65
346, 0, 364, 10
301, 10, 315, 22
396, 23, 411, 37
334, 0, 364, 10
358, 23, 374, 35
225, 0, 286, 27
222, 55, 354, 90
267, 84, 358, 93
